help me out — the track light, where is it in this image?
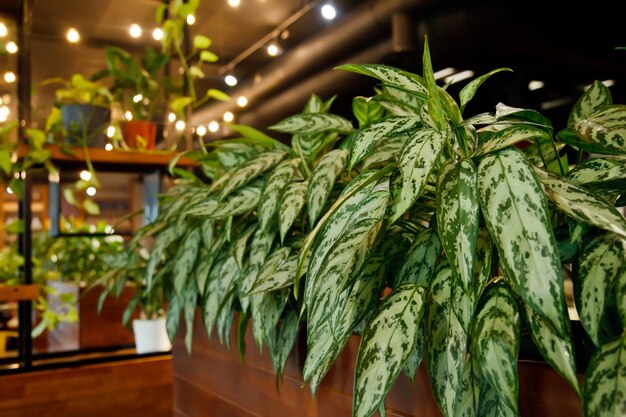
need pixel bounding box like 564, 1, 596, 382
321, 4, 337, 20
225, 74, 238, 87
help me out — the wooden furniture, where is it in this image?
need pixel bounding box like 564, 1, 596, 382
173, 309, 583, 417
0, 284, 39, 302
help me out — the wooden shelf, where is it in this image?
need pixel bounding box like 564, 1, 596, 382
0, 284, 40, 302
18, 144, 196, 171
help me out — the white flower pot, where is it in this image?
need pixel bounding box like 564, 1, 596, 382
132, 317, 171, 354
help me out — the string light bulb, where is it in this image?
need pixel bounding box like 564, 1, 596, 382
175, 120, 186, 131
0, 22, 7, 38
321, 4, 337, 20
237, 96, 248, 107
66, 28, 80, 43
208, 121, 219, 132
3, 71, 16, 83
225, 74, 238, 87
152, 28, 164, 41
228, 0, 241, 7
79, 170, 92, 181
124, 111, 133, 121
129, 24, 142, 38
168, 112, 176, 123
267, 42, 281, 57
6, 41, 17, 54
133, 94, 143, 103
196, 125, 207, 136
223, 111, 234, 123
86, 187, 97, 197
186, 14, 196, 25
105, 143, 113, 151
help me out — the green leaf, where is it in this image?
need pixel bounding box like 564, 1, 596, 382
524, 305, 580, 395
422, 36, 445, 130
268, 309, 299, 385
239, 228, 275, 311
472, 229, 493, 303
478, 147, 568, 337
390, 128, 446, 223
349, 116, 421, 169
352, 96, 385, 128
353, 284, 426, 417
572, 106, 626, 154
393, 228, 441, 287
194, 249, 215, 297
146, 226, 180, 290
82, 198, 100, 215
568, 156, 626, 192
193, 35, 211, 49
233, 225, 256, 271
166, 293, 182, 342
182, 280, 198, 354
251, 288, 289, 350
307, 149, 348, 226
568, 80, 612, 128
460, 68, 512, 112
173, 228, 201, 295
205, 89, 230, 102
336, 63, 428, 98
538, 169, 626, 239
247, 255, 298, 296
189, 65, 205, 79
220, 150, 286, 199
437, 158, 479, 292
453, 357, 481, 417
476, 379, 517, 417
209, 185, 262, 219
203, 255, 240, 337
269, 114, 353, 134
258, 159, 297, 231
279, 181, 307, 243
250, 247, 290, 292
199, 50, 219, 63
471, 285, 520, 414
26, 128, 47, 149
579, 234, 626, 346
361, 135, 407, 171
583, 335, 626, 417
170, 96, 194, 115
0, 149, 12, 175
427, 264, 470, 417
402, 324, 425, 382
475, 125, 552, 156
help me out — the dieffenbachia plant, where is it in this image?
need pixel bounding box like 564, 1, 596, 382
268, 36, 625, 417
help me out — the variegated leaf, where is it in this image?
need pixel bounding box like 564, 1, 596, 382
472, 229, 493, 303
427, 264, 469, 417
494, 103, 552, 128
336, 63, 428, 97
200, 219, 214, 249
349, 117, 421, 169
422, 37, 445, 130
184, 197, 218, 217
382, 85, 425, 110
146, 226, 179, 290
568, 156, 626, 191
524, 305, 580, 395
579, 234, 626, 346
182, 280, 198, 354
268, 309, 300, 383
391, 128, 446, 223
219, 150, 286, 199
475, 125, 551, 156
250, 246, 290, 291
166, 292, 181, 342
279, 181, 307, 243
203, 255, 239, 337
437, 158, 479, 292
454, 358, 481, 417
476, 379, 517, 417
538, 169, 626, 239
471, 285, 520, 414
251, 287, 290, 349
568, 79, 612, 127
460, 68, 512, 111
393, 228, 441, 288
194, 248, 215, 297
305, 252, 386, 393
377, 99, 419, 116
233, 225, 256, 271
307, 149, 348, 226
269, 113, 353, 134
247, 255, 298, 295
208, 184, 262, 219
352, 96, 385, 128
353, 284, 426, 417
583, 335, 626, 417
403, 323, 425, 382
478, 147, 568, 336
173, 228, 201, 295
361, 135, 407, 171
572, 106, 626, 154
258, 159, 298, 231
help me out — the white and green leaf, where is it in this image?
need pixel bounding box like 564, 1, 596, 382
336, 63, 428, 97
361, 135, 407, 171
219, 150, 286, 199
307, 149, 348, 226
583, 335, 626, 417
269, 113, 353, 134
572, 106, 626, 154
460, 68, 512, 112
568, 79, 612, 127
247, 255, 298, 295
279, 181, 308, 243
475, 125, 551, 156
172, 228, 201, 295
258, 159, 298, 231
393, 228, 441, 288
568, 156, 626, 191
208, 184, 262, 219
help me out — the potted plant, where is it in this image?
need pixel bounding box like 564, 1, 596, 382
92, 46, 172, 150
43, 74, 113, 147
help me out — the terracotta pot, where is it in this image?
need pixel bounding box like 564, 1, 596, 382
121, 120, 157, 150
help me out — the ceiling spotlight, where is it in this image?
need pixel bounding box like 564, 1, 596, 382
133, 94, 143, 103
105, 143, 113, 151
168, 112, 176, 123
6, 41, 17, 54
208, 121, 220, 132
66, 28, 80, 43
86, 186, 97, 197
4, 71, 16, 83
79, 170, 92, 181
444, 70, 475, 85
528, 80, 545, 91
175, 120, 186, 131
225, 74, 238, 87
129, 24, 142, 39
0, 22, 7, 38
106, 126, 116, 138
223, 111, 234, 123
321, 4, 337, 20
152, 28, 164, 41
433, 67, 456, 80
125, 111, 133, 121
228, 0, 241, 7
6, 186, 13, 195
196, 125, 207, 136
237, 96, 248, 107
186, 14, 196, 25
267, 42, 281, 57
280, 29, 290, 40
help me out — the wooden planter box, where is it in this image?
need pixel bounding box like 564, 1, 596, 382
0, 284, 40, 302
173, 309, 583, 417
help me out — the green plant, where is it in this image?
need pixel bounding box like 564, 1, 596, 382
125, 38, 626, 417
44, 73, 113, 108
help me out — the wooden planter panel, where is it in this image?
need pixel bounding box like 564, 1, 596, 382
173, 309, 583, 417
0, 284, 39, 302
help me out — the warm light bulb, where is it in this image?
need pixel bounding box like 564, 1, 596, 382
528, 80, 545, 91
86, 186, 97, 197
6, 41, 17, 54
133, 94, 143, 103
152, 28, 164, 41
105, 143, 113, 151
228, 0, 240, 7
66, 28, 80, 43
3, 71, 16, 83
224, 75, 238, 87
208, 121, 219, 132
223, 111, 234, 123
186, 14, 196, 25
0, 105, 8, 122
175, 120, 186, 131
129, 24, 142, 39
106, 126, 116, 138
168, 112, 176, 123
196, 125, 207, 136
266, 42, 280, 57
0, 22, 7, 38
79, 170, 92, 181
6, 186, 13, 195
125, 111, 133, 121
237, 96, 248, 107
321, 4, 337, 20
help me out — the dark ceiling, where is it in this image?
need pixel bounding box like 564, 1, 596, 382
1, 0, 625, 138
